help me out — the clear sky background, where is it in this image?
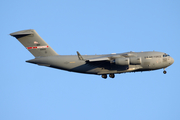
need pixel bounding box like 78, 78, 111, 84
0, 0, 180, 120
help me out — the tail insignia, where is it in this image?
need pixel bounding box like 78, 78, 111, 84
26, 46, 49, 50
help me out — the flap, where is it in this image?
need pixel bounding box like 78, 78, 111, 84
87, 57, 110, 62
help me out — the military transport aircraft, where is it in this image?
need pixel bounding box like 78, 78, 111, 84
10, 29, 174, 79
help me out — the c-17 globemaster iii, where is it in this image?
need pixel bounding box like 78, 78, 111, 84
10, 29, 174, 79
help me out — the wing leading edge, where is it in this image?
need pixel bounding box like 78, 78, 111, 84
77, 51, 110, 62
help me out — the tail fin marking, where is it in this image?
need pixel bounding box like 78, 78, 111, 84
10, 29, 58, 57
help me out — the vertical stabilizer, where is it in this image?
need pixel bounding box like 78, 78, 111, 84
10, 29, 58, 57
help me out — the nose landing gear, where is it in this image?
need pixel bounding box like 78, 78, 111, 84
163, 68, 167, 74
163, 70, 167, 74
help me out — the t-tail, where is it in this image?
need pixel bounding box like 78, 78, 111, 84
10, 29, 58, 57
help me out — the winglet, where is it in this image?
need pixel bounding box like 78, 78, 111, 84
77, 51, 84, 60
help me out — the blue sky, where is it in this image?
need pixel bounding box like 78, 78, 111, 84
1, 0, 180, 120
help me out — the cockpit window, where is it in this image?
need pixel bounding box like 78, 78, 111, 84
163, 54, 170, 57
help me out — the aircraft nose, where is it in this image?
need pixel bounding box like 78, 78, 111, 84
171, 57, 174, 65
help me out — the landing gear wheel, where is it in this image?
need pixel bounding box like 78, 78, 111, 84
102, 74, 107, 79
109, 74, 115, 78
163, 70, 167, 74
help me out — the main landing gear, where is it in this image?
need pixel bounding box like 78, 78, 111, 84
102, 74, 107, 79
109, 74, 115, 78
101, 74, 115, 79
163, 68, 167, 74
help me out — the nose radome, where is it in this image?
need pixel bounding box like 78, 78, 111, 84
171, 57, 174, 64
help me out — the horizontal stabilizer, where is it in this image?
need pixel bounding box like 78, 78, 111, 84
10, 29, 33, 38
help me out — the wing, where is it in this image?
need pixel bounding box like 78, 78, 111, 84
76, 51, 136, 62
76, 51, 137, 70
76, 51, 111, 62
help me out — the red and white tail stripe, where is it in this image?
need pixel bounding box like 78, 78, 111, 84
26, 46, 49, 50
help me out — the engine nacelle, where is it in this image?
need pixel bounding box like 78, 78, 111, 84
113, 57, 142, 65
130, 57, 141, 65
114, 58, 129, 65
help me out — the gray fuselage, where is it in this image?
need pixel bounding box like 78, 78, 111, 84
26, 51, 174, 75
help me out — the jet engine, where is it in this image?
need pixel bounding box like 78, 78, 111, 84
130, 57, 141, 65
113, 57, 141, 65
114, 58, 129, 65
